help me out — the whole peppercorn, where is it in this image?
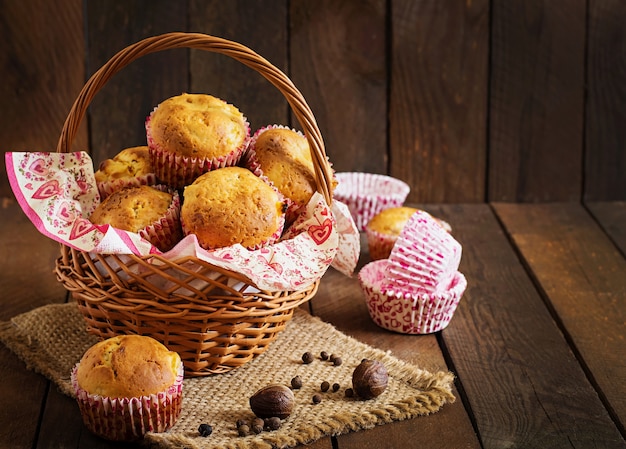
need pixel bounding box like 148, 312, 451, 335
265, 416, 282, 431
198, 423, 213, 437
345, 388, 354, 398
238, 424, 250, 436
333, 356, 343, 366
236, 418, 249, 428
332, 382, 340, 392
352, 359, 389, 399
320, 381, 330, 392
320, 351, 329, 360
312, 394, 322, 404
251, 418, 264, 434
302, 352, 314, 364
291, 375, 303, 389
329, 354, 338, 363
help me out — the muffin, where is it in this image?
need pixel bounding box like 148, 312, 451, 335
94, 146, 156, 199
89, 185, 182, 252
146, 93, 249, 188
181, 166, 286, 250
245, 125, 318, 222
365, 207, 452, 260
71, 335, 184, 441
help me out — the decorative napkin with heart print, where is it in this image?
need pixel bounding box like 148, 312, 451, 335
5, 151, 359, 291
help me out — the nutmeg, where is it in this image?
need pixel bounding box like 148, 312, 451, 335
249, 384, 295, 419
352, 359, 388, 399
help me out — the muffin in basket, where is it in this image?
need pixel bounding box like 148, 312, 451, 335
71, 335, 184, 442
146, 93, 250, 188
88, 185, 182, 252
94, 146, 156, 199
245, 125, 320, 223
365, 207, 452, 261
181, 166, 286, 250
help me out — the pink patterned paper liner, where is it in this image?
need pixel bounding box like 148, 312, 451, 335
365, 226, 397, 261
145, 112, 250, 188
136, 185, 182, 252
70, 361, 184, 441
359, 259, 467, 334
97, 173, 158, 200
5, 152, 359, 291
382, 210, 462, 296
333, 172, 410, 231
365, 211, 453, 261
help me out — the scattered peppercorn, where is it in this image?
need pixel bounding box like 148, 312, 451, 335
265, 416, 282, 431
320, 351, 329, 360
345, 388, 354, 398
312, 394, 322, 404
333, 356, 343, 366
302, 351, 314, 364
320, 381, 330, 392
236, 418, 249, 428
291, 375, 303, 389
238, 424, 250, 436
329, 354, 338, 363
251, 418, 264, 434
198, 423, 213, 437
332, 382, 340, 392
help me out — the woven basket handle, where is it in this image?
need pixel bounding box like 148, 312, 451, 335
56, 32, 333, 204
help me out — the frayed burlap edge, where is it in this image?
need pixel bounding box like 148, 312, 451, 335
0, 303, 455, 449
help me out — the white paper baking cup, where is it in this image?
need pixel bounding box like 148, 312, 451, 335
333, 172, 410, 231
359, 259, 467, 334
382, 210, 462, 295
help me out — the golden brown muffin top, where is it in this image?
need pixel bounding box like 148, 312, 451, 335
181, 167, 285, 250
76, 335, 181, 398
148, 93, 247, 159
366, 207, 418, 236
89, 185, 173, 233
94, 146, 153, 183
252, 128, 316, 206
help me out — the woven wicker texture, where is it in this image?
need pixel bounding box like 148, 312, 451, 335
0, 303, 455, 449
54, 33, 336, 376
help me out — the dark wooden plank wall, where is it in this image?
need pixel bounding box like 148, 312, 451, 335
1, 0, 626, 203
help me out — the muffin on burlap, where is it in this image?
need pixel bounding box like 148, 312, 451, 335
71, 335, 184, 441
89, 185, 182, 252
181, 166, 286, 250
94, 146, 156, 199
365, 207, 452, 261
245, 125, 320, 223
146, 93, 249, 188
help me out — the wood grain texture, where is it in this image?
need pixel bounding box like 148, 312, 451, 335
85, 1, 188, 164
0, 0, 86, 197
489, 0, 585, 201
0, 200, 68, 449
389, 0, 488, 203
585, 0, 626, 201
587, 201, 626, 254
189, 0, 290, 132
494, 202, 626, 436
434, 203, 625, 448
290, 0, 387, 174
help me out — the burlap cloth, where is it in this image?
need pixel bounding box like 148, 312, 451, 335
0, 302, 455, 449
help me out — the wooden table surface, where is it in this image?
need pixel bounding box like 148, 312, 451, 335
1, 199, 625, 449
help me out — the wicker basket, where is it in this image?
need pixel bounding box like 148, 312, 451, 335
54, 32, 334, 376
